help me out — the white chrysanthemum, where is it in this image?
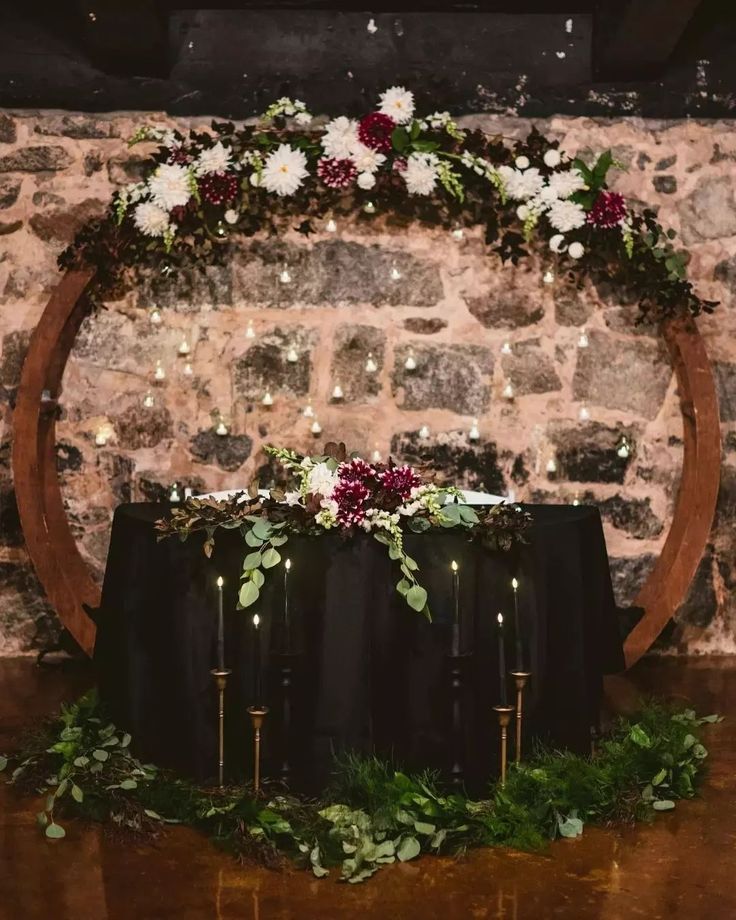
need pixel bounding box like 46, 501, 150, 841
568, 241, 585, 259
195, 141, 232, 176
547, 199, 586, 233
546, 169, 587, 199
350, 142, 386, 174
306, 462, 339, 498
148, 163, 191, 211
404, 152, 439, 196
504, 167, 545, 201
294, 111, 312, 126
321, 116, 359, 159
133, 202, 170, 237
378, 86, 415, 124
357, 172, 376, 190
261, 144, 309, 197
543, 149, 562, 168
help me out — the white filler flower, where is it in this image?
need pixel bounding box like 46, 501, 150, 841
321, 116, 359, 159
195, 141, 232, 176
306, 462, 339, 498
378, 86, 415, 124
133, 202, 170, 237
261, 144, 309, 196
351, 142, 386, 174
404, 152, 439, 195
500, 166, 545, 201
547, 199, 586, 233
568, 241, 585, 259
546, 169, 587, 200
148, 163, 191, 211
357, 172, 376, 189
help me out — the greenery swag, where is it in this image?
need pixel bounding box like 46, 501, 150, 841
1, 692, 718, 883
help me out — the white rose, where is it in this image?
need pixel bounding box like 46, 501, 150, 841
357, 171, 376, 190
568, 241, 585, 259
549, 233, 566, 252
543, 149, 562, 168
515, 155, 530, 170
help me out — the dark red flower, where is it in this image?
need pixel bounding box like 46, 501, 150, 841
317, 157, 358, 189
339, 458, 378, 488
378, 464, 421, 501
332, 478, 370, 527
358, 112, 397, 154
586, 191, 627, 229
168, 146, 192, 165
198, 171, 239, 206
392, 157, 408, 173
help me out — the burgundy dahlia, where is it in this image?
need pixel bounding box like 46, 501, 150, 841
586, 191, 627, 229
198, 171, 239, 206
332, 478, 370, 527
339, 458, 379, 487
358, 112, 397, 154
168, 146, 192, 165
378, 464, 421, 501
317, 157, 358, 189
392, 157, 408, 173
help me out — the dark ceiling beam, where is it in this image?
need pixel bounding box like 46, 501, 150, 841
596, 0, 703, 80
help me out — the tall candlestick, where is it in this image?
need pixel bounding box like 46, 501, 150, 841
451, 560, 460, 656
283, 559, 291, 653
512, 577, 523, 671
216, 576, 225, 672
253, 613, 262, 709
497, 612, 507, 706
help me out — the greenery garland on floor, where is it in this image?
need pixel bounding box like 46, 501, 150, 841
0, 692, 719, 883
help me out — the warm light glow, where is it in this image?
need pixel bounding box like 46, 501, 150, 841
216, 576, 224, 588
285, 559, 291, 571
451, 560, 458, 572
497, 612, 504, 625
253, 614, 260, 627
511, 577, 518, 590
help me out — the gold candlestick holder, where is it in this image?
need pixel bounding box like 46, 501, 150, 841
210, 668, 232, 789
510, 671, 531, 765
247, 706, 269, 793
493, 705, 515, 785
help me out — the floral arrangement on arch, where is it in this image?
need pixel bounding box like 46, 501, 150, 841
61, 85, 716, 322
157, 443, 531, 618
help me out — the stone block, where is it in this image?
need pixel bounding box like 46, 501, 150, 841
0, 220, 22, 236
465, 288, 544, 329
403, 317, 447, 334
678, 176, 736, 244
714, 362, 736, 422
572, 330, 670, 419
714, 255, 736, 295
0, 114, 16, 144
0, 329, 30, 387
114, 405, 174, 450
550, 422, 637, 484
609, 554, 656, 608
652, 175, 677, 194
584, 492, 664, 538
190, 429, 253, 472
390, 429, 506, 493
501, 339, 562, 395
553, 284, 594, 327
29, 198, 106, 244
0, 177, 21, 210
232, 239, 443, 308
137, 263, 232, 310
34, 115, 121, 139
392, 342, 493, 414
232, 326, 317, 399
0, 146, 73, 172
330, 324, 386, 402
107, 152, 150, 185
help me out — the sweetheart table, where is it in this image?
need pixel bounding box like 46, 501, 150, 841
94, 502, 624, 792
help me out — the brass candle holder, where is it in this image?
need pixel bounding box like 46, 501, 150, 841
247, 705, 269, 793
210, 668, 232, 789
493, 704, 515, 785
510, 671, 532, 764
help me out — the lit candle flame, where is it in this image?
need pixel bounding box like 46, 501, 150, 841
511, 577, 518, 590
253, 614, 260, 627
451, 560, 458, 572
216, 576, 224, 588
285, 558, 291, 571
497, 612, 504, 625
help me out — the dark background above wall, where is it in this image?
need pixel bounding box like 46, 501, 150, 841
1, 1, 736, 118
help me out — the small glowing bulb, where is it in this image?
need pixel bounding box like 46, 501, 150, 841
451, 560, 458, 573
546, 457, 558, 474
501, 341, 512, 355
390, 263, 402, 282
617, 438, 630, 459
469, 419, 480, 442
215, 221, 226, 237
182, 362, 193, 377
497, 612, 504, 626
150, 308, 162, 325
451, 226, 464, 240
178, 338, 191, 356
326, 218, 337, 233
216, 576, 224, 588
279, 264, 292, 284
404, 349, 417, 371
303, 404, 314, 418
419, 424, 430, 439
286, 345, 299, 363
579, 405, 590, 421
154, 360, 166, 381
371, 448, 382, 462
262, 391, 274, 407
365, 352, 378, 373
215, 420, 228, 436
503, 382, 514, 400
332, 383, 344, 400
285, 559, 291, 571
363, 200, 376, 214
253, 613, 260, 628
94, 427, 108, 447
142, 391, 155, 408
246, 320, 256, 339
511, 577, 518, 591
578, 329, 589, 348
311, 418, 322, 435
169, 483, 181, 503
572, 494, 580, 506
543, 270, 555, 284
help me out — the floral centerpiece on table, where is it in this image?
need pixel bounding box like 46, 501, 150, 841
157, 443, 531, 618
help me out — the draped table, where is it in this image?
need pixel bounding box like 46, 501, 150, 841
94, 502, 624, 793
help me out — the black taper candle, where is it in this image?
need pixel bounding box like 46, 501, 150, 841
283, 558, 291, 653
451, 560, 460, 656
253, 613, 262, 708
497, 612, 508, 706
512, 577, 523, 671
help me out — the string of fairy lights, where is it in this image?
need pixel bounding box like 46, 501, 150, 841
91, 220, 633, 491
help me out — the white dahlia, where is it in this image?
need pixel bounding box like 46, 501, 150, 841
195, 141, 232, 177
261, 144, 309, 197
547, 199, 586, 233
404, 152, 439, 196
148, 163, 192, 211
378, 86, 415, 124
321, 116, 359, 159
306, 462, 339, 498
546, 169, 587, 200
504, 167, 545, 201
350, 141, 386, 174
133, 202, 170, 237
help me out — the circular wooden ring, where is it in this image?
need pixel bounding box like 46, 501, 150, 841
11, 270, 721, 664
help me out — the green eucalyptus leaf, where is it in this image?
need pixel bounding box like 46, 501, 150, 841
239, 581, 260, 608
245, 530, 264, 548
71, 784, 84, 803
45, 822, 66, 839
269, 535, 288, 547
406, 585, 428, 612
414, 820, 436, 835
251, 569, 265, 589
262, 547, 281, 569
652, 768, 667, 786
243, 551, 263, 570
92, 749, 109, 762
396, 578, 411, 596
119, 779, 138, 790
629, 725, 651, 748
397, 835, 421, 861
652, 799, 675, 811
252, 520, 273, 541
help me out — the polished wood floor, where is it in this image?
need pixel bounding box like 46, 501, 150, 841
0, 656, 734, 919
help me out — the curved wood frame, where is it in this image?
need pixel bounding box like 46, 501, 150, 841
12, 272, 721, 663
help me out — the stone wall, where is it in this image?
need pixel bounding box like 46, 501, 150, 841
0, 110, 735, 657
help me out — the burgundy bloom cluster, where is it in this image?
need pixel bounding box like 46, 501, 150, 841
358, 112, 396, 154
168, 146, 192, 165
198, 172, 239, 206
378, 464, 421, 501
317, 157, 358, 189
339, 458, 378, 487
332, 478, 371, 527
586, 190, 627, 229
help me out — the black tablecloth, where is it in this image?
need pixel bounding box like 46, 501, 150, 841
95, 503, 624, 792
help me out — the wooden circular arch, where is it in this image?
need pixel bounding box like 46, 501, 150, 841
12, 268, 721, 665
